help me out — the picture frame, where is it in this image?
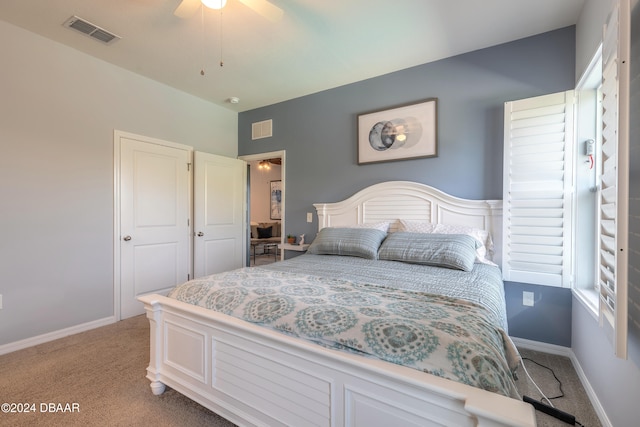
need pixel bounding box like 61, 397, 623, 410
357, 98, 438, 165
270, 180, 282, 220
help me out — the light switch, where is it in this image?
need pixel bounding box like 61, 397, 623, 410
307, 212, 313, 223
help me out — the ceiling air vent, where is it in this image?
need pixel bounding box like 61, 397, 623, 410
252, 119, 273, 140
63, 16, 121, 45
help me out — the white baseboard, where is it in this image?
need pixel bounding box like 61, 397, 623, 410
567, 351, 613, 427
0, 316, 116, 356
510, 337, 573, 356
510, 336, 612, 427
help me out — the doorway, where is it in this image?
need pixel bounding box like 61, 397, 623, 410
238, 150, 286, 266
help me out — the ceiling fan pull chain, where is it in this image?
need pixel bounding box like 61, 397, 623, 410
200, 4, 206, 75
219, 9, 224, 67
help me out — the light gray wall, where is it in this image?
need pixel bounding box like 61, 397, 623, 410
629, 0, 640, 369
0, 20, 237, 346
572, 300, 640, 427
239, 27, 577, 346
576, 0, 614, 81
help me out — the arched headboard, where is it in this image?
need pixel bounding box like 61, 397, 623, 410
313, 181, 503, 267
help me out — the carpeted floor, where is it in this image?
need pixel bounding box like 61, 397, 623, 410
250, 252, 279, 267
0, 315, 235, 427
0, 315, 602, 427
516, 348, 602, 427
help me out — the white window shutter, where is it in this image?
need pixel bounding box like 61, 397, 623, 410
503, 91, 575, 288
599, 0, 629, 359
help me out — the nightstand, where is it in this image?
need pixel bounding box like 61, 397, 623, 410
278, 243, 310, 252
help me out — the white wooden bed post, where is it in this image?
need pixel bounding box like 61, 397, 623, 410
145, 299, 167, 396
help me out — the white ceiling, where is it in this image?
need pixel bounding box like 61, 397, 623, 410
0, 0, 585, 112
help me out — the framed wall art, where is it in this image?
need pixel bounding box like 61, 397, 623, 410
270, 180, 282, 220
357, 98, 438, 165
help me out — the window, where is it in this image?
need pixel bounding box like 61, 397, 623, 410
573, 50, 602, 310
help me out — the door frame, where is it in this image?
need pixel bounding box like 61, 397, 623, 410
113, 130, 193, 321
238, 150, 286, 261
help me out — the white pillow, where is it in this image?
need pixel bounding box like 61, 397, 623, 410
345, 221, 391, 233
397, 219, 436, 233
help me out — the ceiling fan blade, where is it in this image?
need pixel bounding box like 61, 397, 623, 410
174, 0, 201, 19
237, 0, 284, 22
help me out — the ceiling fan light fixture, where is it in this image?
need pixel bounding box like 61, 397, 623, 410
201, 0, 227, 10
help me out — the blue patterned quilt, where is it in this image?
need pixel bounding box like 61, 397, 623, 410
167, 254, 520, 399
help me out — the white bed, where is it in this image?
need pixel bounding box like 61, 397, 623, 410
138, 181, 536, 427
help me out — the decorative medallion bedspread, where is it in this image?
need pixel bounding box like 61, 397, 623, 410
167, 256, 521, 399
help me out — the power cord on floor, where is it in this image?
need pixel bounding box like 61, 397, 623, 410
522, 357, 565, 401
519, 356, 586, 426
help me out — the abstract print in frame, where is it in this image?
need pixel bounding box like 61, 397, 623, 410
270, 180, 282, 220
358, 98, 438, 164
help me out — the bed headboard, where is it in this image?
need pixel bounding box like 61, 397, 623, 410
313, 181, 503, 267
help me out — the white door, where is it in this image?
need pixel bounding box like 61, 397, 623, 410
194, 152, 246, 278
119, 135, 191, 319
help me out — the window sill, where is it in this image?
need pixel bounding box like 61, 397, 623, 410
572, 287, 599, 320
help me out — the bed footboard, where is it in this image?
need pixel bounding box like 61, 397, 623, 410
139, 294, 535, 427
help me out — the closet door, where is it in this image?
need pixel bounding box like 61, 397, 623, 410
118, 134, 191, 319
193, 152, 246, 278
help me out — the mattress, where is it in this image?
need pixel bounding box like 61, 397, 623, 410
167, 254, 520, 399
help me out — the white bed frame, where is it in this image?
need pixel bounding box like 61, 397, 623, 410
139, 181, 536, 427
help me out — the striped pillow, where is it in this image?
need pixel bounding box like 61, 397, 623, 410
432, 223, 495, 265
307, 227, 387, 259
378, 232, 479, 271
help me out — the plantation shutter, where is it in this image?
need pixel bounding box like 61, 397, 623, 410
599, 0, 629, 358
502, 91, 575, 288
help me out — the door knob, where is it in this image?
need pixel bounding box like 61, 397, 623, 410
197, 232, 204, 237
123, 235, 132, 241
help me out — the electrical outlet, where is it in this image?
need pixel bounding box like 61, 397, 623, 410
306, 212, 313, 223
523, 291, 534, 307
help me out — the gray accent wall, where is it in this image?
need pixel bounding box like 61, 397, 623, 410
504, 282, 572, 346
239, 27, 576, 346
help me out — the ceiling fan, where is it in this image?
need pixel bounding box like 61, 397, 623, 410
257, 158, 281, 170
174, 0, 284, 22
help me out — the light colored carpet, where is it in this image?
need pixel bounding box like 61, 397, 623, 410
250, 252, 279, 267
515, 348, 602, 427
0, 314, 602, 427
0, 315, 235, 427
